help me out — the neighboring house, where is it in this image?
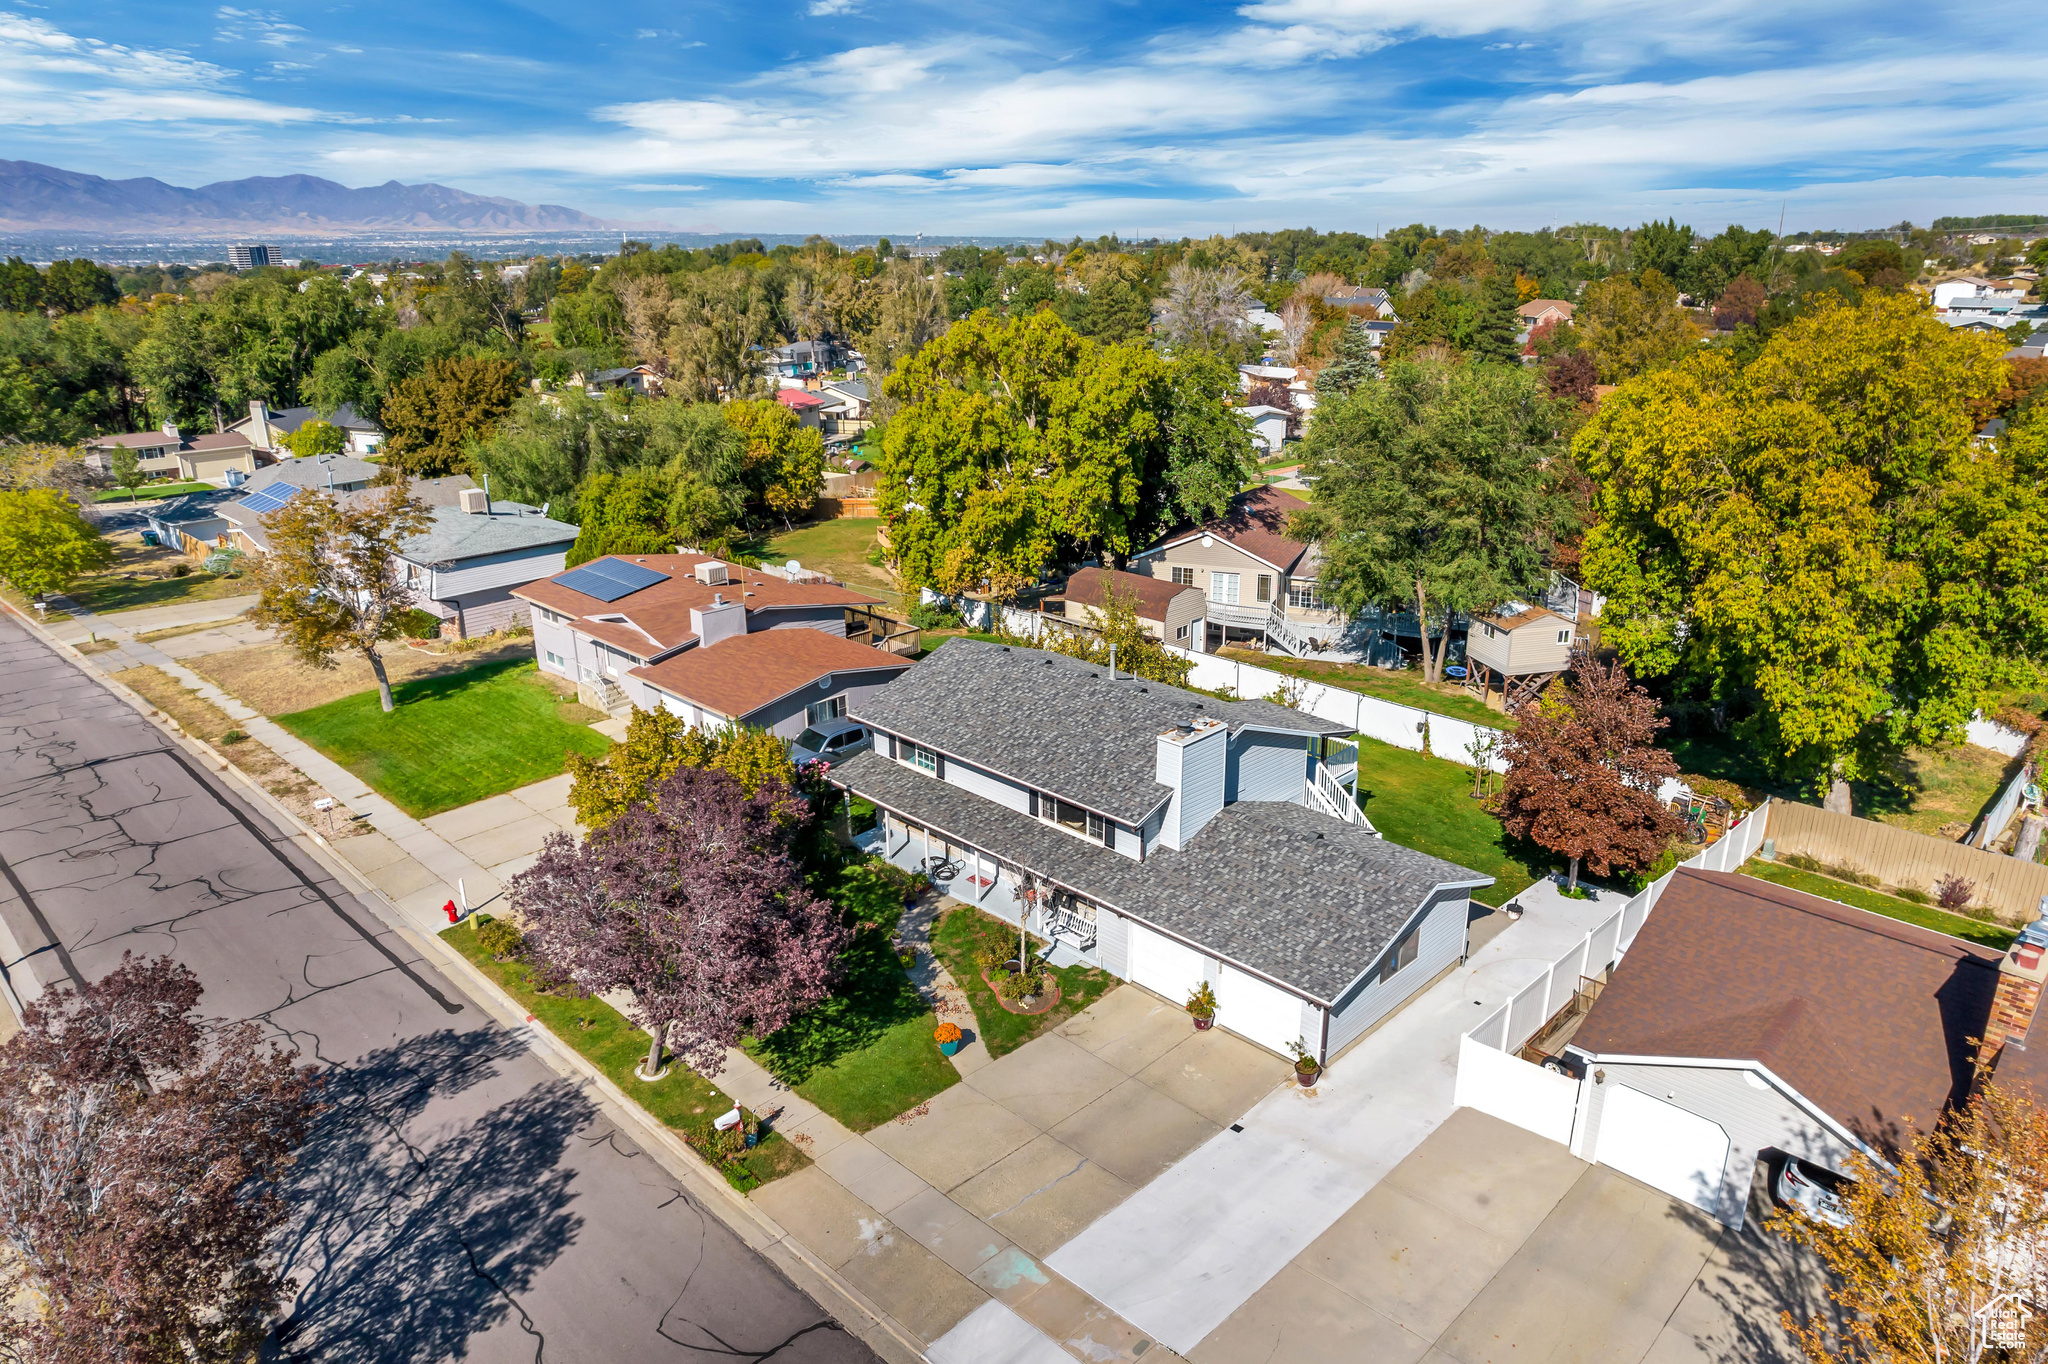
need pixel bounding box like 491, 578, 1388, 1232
1939, 296, 2048, 330
769, 339, 845, 381
139, 491, 241, 556
230, 400, 384, 457
829, 638, 1493, 1061
586, 365, 663, 396
1240, 404, 1292, 455
2008, 339, 2048, 362
1237, 363, 1298, 394
1463, 602, 1575, 711
1932, 276, 2026, 308
1362, 319, 1397, 349
83, 427, 257, 485
1128, 485, 1342, 656
214, 467, 576, 638
1517, 299, 1576, 330
1244, 306, 1284, 339
1323, 285, 1396, 318
818, 380, 872, 438
631, 628, 913, 740
513, 554, 885, 717
1564, 869, 2025, 1228
1050, 566, 1207, 651
775, 387, 826, 430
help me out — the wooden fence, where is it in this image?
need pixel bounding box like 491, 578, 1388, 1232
1766, 800, 2048, 921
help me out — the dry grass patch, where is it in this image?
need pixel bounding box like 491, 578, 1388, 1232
111, 665, 370, 838
188, 635, 537, 715
135, 620, 234, 645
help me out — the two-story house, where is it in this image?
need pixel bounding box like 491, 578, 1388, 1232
831, 639, 1492, 1063
84, 425, 259, 485
514, 554, 893, 722
230, 400, 385, 458
1127, 486, 1347, 656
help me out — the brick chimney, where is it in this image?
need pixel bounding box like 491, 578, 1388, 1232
1980, 900, 2048, 1075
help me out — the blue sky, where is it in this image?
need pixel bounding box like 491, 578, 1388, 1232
2, 0, 2044, 235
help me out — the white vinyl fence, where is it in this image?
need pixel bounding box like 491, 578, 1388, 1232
1975, 759, 2039, 851
1452, 802, 1775, 1142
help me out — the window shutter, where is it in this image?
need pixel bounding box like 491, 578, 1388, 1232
934, 753, 945, 780
1029, 790, 1040, 818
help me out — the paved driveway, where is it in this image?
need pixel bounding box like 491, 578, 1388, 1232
1192, 1108, 1831, 1364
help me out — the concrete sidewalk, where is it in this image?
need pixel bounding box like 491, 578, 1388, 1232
1031, 879, 1622, 1356
47, 592, 258, 642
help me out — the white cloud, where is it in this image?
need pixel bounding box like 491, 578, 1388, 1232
808, 0, 860, 15
0, 10, 325, 125
214, 6, 305, 47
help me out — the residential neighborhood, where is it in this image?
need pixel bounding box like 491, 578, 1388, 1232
4, 188, 2048, 1364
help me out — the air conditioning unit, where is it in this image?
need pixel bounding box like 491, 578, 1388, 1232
459, 487, 490, 514
694, 561, 729, 585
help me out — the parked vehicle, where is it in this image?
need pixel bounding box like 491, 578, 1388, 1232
1773, 1156, 1852, 1227
792, 718, 873, 765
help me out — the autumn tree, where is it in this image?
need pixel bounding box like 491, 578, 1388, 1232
282, 418, 348, 456
380, 356, 521, 476
248, 482, 433, 711
0, 954, 323, 1364
1711, 275, 1768, 330
1490, 661, 1681, 892
726, 397, 824, 529
0, 487, 112, 599
565, 706, 800, 830
1577, 293, 2034, 809
1294, 358, 1571, 683
1577, 269, 1701, 381
511, 764, 847, 1076
1773, 1081, 2048, 1364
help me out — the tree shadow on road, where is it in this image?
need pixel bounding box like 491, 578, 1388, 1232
267, 1027, 586, 1363
1671, 1160, 1846, 1364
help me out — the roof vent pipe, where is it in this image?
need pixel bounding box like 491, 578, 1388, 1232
1109, 644, 1117, 681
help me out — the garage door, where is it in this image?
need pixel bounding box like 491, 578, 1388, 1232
1594, 1085, 1731, 1216
1128, 924, 1207, 1006
1215, 966, 1304, 1058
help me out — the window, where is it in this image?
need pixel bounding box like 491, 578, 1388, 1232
1175, 623, 1189, 641
904, 742, 937, 774
1481, 622, 1498, 639
1557, 628, 1572, 645
1086, 811, 1109, 843
1287, 580, 1330, 611
545, 650, 566, 670
1256, 574, 1273, 604
806, 695, 847, 726
1378, 929, 1420, 985
1170, 566, 1196, 586
1210, 572, 1240, 605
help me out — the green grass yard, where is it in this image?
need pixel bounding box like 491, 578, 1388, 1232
94, 480, 218, 503
276, 658, 611, 817
1736, 858, 2015, 950
749, 517, 901, 610
1220, 650, 1510, 730
930, 904, 1118, 1058
746, 926, 958, 1132
1354, 737, 1545, 906
440, 920, 804, 1190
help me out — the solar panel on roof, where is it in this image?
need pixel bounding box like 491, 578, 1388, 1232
583, 558, 671, 593
236, 483, 298, 514
549, 566, 643, 602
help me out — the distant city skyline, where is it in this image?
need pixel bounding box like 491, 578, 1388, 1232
3, 0, 2043, 237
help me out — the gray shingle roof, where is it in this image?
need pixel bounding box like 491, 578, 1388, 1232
831, 749, 1489, 1000
849, 638, 1347, 825
267, 403, 380, 434
399, 502, 579, 565
244, 454, 380, 491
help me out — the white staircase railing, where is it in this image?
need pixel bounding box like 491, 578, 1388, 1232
1265, 603, 1310, 657
1305, 763, 1380, 836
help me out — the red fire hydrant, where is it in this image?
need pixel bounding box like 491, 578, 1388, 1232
444, 899, 459, 924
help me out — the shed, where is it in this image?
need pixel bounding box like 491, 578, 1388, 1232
1463, 602, 1574, 710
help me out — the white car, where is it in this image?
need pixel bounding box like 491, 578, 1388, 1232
792, 719, 873, 766
1773, 1156, 1852, 1228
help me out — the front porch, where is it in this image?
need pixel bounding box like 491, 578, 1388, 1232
866, 811, 1105, 968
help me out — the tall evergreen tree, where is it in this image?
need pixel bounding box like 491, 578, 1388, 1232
1470, 271, 1524, 365
1314, 320, 1381, 399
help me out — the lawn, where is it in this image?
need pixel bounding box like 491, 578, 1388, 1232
1354, 737, 1546, 906
62, 539, 252, 615
1737, 858, 2015, 950
746, 924, 959, 1132
1219, 650, 1510, 730
93, 481, 216, 503
930, 904, 1118, 1058
440, 920, 804, 1190
276, 658, 611, 816
192, 635, 539, 715
749, 517, 900, 610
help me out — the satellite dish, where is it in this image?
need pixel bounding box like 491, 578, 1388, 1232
787, 560, 802, 574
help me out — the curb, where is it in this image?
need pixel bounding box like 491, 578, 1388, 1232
3, 601, 932, 1364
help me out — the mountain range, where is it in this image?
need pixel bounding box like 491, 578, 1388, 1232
0, 161, 635, 234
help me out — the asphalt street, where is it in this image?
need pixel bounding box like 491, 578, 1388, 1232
0, 611, 878, 1364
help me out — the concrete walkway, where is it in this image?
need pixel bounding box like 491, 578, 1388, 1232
1028, 878, 1622, 1356
47, 592, 258, 643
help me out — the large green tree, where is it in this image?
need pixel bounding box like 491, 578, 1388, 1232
1576, 293, 2034, 808
380, 356, 522, 476
1294, 358, 1571, 683
1577, 269, 1700, 382
878, 311, 1169, 598
0, 489, 112, 598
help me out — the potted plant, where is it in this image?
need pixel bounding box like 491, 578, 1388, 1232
1289, 1037, 1321, 1088
1186, 981, 1217, 1031
934, 1021, 963, 1056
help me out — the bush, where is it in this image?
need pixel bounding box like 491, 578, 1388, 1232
865, 544, 887, 567
1935, 874, 1976, 911
398, 607, 443, 640
220, 729, 248, 745
1784, 853, 1824, 874
1894, 885, 1931, 905
201, 547, 244, 577
907, 599, 963, 631
1628, 842, 1683, 892
170, 562, 192, 578
997, 970, 1034, 1001
1186, 980, 1217, 1018
474, 917, 525, 960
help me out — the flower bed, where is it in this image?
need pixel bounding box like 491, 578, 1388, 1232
978, 967, 1063, 1016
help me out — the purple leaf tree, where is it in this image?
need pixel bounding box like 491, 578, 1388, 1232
509, 765, 849, 1076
